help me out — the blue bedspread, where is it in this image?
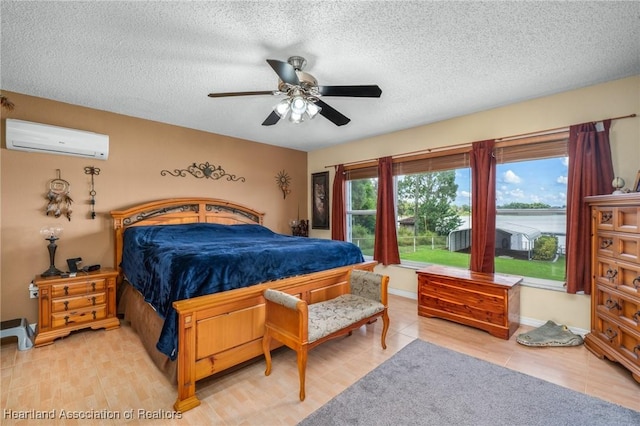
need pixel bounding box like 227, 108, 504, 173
121, 223, 365, 359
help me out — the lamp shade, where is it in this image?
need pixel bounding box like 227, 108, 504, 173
40, 225, 63, 238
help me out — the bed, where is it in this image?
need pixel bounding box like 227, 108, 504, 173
111, 197, 376, 412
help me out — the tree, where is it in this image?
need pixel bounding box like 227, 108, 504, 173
498, 202, 551, 209
350, 178, 377, 234
397, 171, 462, 235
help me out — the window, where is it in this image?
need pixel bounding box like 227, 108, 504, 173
395, 168, 471, 268
344, 133, 569, 290
346, 177, 377, 256
492, 135, 569, 288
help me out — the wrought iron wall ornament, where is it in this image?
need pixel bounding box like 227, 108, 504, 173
161, 162, 245, 182
276, 170, 291, 199
84, 166, 101, 219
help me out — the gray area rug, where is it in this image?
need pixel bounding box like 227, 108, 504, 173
298, 339, 640, 426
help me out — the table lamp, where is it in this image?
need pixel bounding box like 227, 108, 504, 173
40, 225, 64, 277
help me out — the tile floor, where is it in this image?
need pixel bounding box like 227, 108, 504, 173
1, 294, 638, 425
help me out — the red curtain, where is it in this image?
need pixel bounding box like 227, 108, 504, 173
374, 157, 400, 265
565, 120, 613, 294
470, 140, 496, 273
331, 165, 346, 241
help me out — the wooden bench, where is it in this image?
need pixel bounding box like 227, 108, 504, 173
262, 269, 389, 401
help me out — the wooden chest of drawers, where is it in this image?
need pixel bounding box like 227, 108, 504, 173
585, 194, 640, 383
416, 265, 522, 339
33, 268, 120, 346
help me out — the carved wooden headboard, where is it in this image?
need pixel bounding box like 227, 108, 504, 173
110, 197, 265, 279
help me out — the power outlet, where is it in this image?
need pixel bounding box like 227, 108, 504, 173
29, 282, 39, 299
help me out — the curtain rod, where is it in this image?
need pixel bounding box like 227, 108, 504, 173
324, 113, 637, 169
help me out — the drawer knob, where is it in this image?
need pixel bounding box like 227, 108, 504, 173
633, 311, 640, 322
91, 296, 97, 305
91, 282, 96, 292
601, 212, 613, 223
63, 301, 69, 311
633, 276, 640, 289
604, 327, 618, 341
605, 268, 618, 281
604, 298, 621, 311
64, 315, 70, 325
600, 239, 613, 249
633, 345, 640, 356
92, 311, 97, 320
63, 285, 69, 295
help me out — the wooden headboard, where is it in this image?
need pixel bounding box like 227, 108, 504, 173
110, 197, 265, 279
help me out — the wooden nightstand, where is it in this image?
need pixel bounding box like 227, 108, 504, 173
33, 267, 120, 346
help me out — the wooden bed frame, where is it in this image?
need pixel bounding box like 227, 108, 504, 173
111, 197, 376, 412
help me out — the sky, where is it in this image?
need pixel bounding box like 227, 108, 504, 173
454, 157, 569, 208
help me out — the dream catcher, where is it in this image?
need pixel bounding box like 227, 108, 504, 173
45, 169, 73, 221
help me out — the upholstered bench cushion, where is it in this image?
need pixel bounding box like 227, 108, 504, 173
307, 294, 384, 343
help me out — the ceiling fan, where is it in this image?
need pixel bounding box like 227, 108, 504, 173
207, 56, 382, 126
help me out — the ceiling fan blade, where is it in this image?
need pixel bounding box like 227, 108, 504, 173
208, 90, 274, 98
318, 85, 382, 97
266, 59, 300, 86
262, 110, 281, 126
314, 99, 351, 126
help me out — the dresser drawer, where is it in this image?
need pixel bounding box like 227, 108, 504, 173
51, 278, 106, 297
594, 257, 640, 292
618, 326, 640, 367
593, 314, 621, 348
594, 257, 619, 288
52, 292, 106, 313
51, 305, 107, 328
596, 232, 640, 263
615, 207, 640, 234
595, 206, 640, 233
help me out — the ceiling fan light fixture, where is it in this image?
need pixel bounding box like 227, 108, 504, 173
274, 98, 291, 118
305, 100, 321, 119
290, 96, 307, 115
289, 111, 304, 123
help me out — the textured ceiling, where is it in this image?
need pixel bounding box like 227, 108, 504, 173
1, 1, 639, 152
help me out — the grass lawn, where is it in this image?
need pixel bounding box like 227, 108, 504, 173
397, 247, 566, 281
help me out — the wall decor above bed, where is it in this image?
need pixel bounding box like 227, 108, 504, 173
160, 161, 245, 182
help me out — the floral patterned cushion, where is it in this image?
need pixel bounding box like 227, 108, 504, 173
307, 294, 384, 343
264, 288, 300, 310
350, 269, 384, 302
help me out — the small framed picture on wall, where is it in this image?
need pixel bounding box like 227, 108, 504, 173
634, 170, 640, 192
311, 171, 330, 229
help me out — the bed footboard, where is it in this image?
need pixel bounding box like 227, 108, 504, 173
172, 261, 376, 412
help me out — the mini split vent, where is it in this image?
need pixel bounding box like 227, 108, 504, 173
4, 119, 109, 160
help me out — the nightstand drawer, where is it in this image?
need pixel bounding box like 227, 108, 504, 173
52, 292, 106, 312
51, 305, 107, 328
51, 278, 106, 297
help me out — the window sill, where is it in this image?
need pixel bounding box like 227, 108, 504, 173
385, 259, 570, 293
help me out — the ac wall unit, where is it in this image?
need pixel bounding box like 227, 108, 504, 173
5, 119, 109, 160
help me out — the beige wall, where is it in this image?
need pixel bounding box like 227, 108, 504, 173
3, 76, 638, 330
308, 75, 640, 331
0, 91, 308, 323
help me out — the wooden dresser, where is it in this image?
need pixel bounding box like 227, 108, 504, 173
416, 265, 522, 339
34, 268, 120, 346
585, 193, 640, 383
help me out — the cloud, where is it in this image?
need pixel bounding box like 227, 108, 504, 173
503, 170, 521, 184
507, 188, 525, 199
557, 175, 568, 184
